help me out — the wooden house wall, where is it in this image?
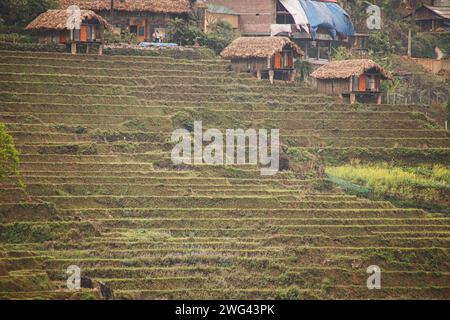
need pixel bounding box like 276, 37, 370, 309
230, 58, 267, 74
38, 31, 61, 44
97, 10, 183, 41
316, 78, 351, 95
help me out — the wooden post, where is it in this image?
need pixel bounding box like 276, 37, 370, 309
376, 93, 382, 105
269, 70, 274, 85
99, 44, 103, 56
316, 40, 320, 60
349, 93, 356, 105
71, 42, 77, 55
256, 69, 262, 80
408, 29, 412, 57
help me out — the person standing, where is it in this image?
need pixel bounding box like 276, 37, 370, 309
152, 30, 160, 43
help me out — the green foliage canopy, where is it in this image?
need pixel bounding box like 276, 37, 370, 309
0, 0, 56, 25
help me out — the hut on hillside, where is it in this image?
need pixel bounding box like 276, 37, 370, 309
310, 59, 392, 105
26, 9, 113, 54
58, 0, 193, 42
403, 1, 450, 33
221, 36, 303, 83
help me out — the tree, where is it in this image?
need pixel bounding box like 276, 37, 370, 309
167, 18, 206, 46
0, 0, 56, 25
205, 21, 236, 54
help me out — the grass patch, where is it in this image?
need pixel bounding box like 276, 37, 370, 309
326, 163, 450, 214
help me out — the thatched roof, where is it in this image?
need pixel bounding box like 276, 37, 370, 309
58, 0, 191, 14
311, 59, 392, 80
221, 37, 304, 59
26, 9, 113, 32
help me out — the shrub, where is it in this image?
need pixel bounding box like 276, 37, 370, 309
0, 123, 20, 180
204, 21, 236, 54
167, 18, 205, 46
412, 33, 450, 59
104, 31, 138, 45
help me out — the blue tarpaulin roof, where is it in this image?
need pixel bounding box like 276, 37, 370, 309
299, 0, 355, 39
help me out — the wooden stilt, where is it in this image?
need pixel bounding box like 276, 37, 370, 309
71, 43, 77, 55
269, 70, 274, 85
376, 93, 382, 105
349, 93, 356, 105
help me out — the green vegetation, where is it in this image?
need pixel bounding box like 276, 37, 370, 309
327, 163, 450, 213
412, 33, 450, 59
167, 18, 236, 55
0, 51, 449, 300
0, 0, 56, 25
339, 1, 446, 59
0, 123, 19, 180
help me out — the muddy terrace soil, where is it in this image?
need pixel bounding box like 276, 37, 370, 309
0, 51, 449, 300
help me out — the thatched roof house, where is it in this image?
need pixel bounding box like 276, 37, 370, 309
311, 59, 392, 105
58, 0, 193, 42
311, 59, 392, 80
26, 9, 113, 54
26, 9, 113, 32
221, 37, 303, 83
58, 0, 192, 14
221, 36, 303, 59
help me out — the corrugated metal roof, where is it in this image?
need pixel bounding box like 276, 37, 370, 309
425, 5, 450, 19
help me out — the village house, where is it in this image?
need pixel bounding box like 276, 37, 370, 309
58, 0, 193, 42
221, 36, 303, 83
203, 4, 240, 32
25, 9, 113, 54
310, 59, 392, 105
205, 0, 363, 63
404, 0, 450, 33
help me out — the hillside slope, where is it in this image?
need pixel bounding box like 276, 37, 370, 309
0, 51, 449, 299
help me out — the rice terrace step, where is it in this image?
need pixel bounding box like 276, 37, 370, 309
0, 0, 449, 308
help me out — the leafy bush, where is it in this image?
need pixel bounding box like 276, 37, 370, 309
167, 18, 235, 55
412, 33, 450, 59
0, 123, 20, 180
104, 31, 138, 45
204, 21, 236, 54
368, 30, 397, 55
167, 18, 206, 46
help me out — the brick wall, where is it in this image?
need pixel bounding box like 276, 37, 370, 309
206, 0, 276, 34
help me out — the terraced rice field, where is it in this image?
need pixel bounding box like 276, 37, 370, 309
0, 51, 449, 300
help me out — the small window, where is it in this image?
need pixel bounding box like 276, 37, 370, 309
88, 25, 95, 41
367, 75, 376, 91
353, 76, 360, 91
